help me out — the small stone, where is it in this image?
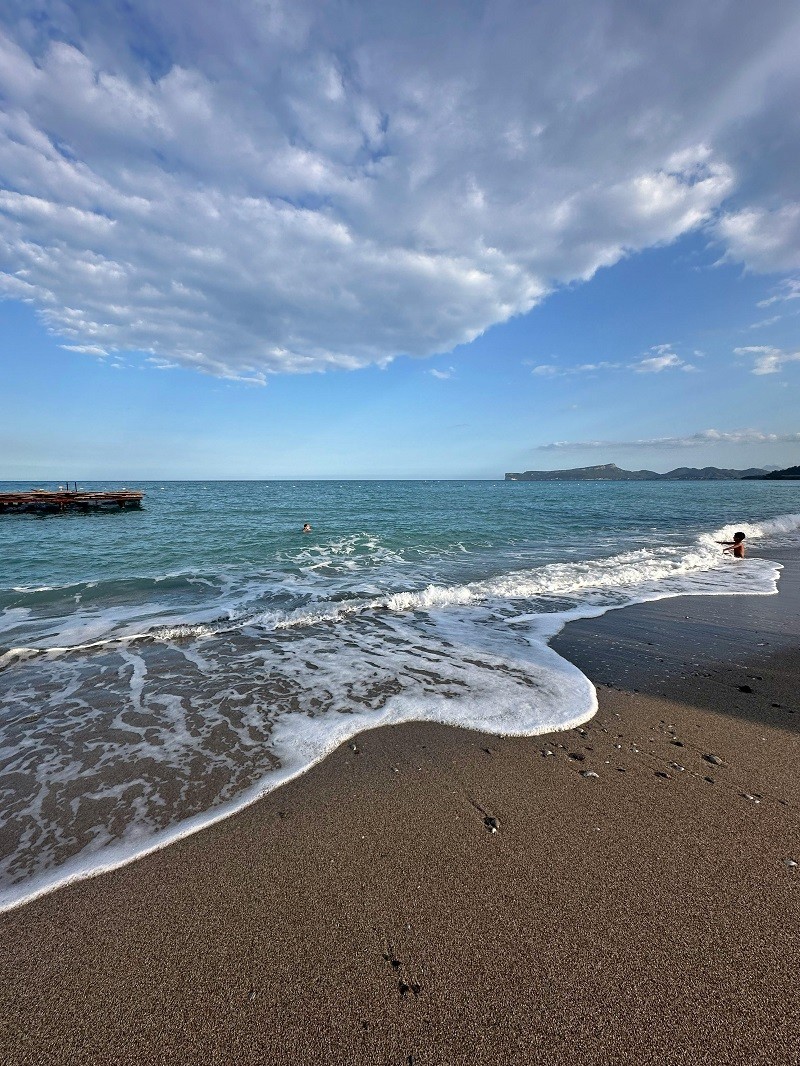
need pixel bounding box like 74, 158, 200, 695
542, 749, 555, 757
784, 859, 798, 868
484, 815, 500, 833
654, 771, 670, 779
581, 770, 599, 778
350, 742, 360, 753
670, 762, 685, 772
739, 685, 754, 694
703, 753, 723, 765
670, 739, 684, 747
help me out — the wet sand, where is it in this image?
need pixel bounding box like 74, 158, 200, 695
1, 555, 799, 1065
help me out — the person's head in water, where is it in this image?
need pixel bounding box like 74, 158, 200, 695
733, 531, 745, 544
302, 523, 312, 533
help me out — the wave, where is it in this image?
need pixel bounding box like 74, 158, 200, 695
272, 514, 795, 627
3, 511, 797, 660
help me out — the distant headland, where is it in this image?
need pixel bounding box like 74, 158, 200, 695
504, 462, 779, 482
744, 464, 800, 480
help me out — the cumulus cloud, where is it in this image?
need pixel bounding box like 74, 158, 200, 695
0, 1, 798, 378
537, 429, 800, 450
734, 346, 800, 375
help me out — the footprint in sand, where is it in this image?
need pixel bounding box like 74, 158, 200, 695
382, 945, 423, 998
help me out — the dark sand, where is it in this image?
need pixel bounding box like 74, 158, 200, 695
2, 555, 799, 1065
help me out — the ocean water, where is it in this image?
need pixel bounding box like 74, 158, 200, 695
1, 479, 799, 911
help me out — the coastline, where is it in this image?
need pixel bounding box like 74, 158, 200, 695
2, 554, 799, 1064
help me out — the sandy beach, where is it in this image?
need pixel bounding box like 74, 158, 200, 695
2, 554, 798, 1066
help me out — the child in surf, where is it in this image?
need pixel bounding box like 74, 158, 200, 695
717, 531, 746, 558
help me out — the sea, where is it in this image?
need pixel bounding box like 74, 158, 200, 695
1, 479, 799, 912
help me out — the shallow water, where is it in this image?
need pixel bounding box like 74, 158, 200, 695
1, 479, 798, 910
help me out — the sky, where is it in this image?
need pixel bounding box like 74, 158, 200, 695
1, 0, 799, 479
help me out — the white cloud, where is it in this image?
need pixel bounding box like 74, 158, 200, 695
757, 277, 800, 308
0, 1, 798, 378
61, 343, 109, 356
717, 205, 800, 273
748, 314, 783, 329
537, 429, 800, 450
734, 346, 800, 375
429, 366, 455, 379
631, 352, 696, 373
531, 347, 693, 376
575, 361, 624, 373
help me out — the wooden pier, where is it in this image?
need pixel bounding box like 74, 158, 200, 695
0, 489, 144, 515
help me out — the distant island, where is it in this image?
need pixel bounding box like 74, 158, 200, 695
505, 463, 773, 482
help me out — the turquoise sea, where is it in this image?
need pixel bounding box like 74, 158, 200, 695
1, 479, 799, 910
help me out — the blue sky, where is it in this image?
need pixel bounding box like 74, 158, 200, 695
1, 0, 799, 479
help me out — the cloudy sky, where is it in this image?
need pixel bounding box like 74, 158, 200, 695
1, 0, 799, 478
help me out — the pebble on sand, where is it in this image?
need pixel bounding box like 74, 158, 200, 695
581, 770, 599, 779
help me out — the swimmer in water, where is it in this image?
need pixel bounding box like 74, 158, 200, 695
717, 531, 745, 558
302, 523, 312, 533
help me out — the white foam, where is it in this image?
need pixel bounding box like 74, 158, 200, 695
0, 622, 595, 914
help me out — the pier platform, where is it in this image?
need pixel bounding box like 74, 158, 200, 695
0, 490, 144, 514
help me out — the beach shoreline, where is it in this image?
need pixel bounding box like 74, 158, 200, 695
2, 554, 799, 1065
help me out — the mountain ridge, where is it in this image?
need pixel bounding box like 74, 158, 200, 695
505, 463, 771, 481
